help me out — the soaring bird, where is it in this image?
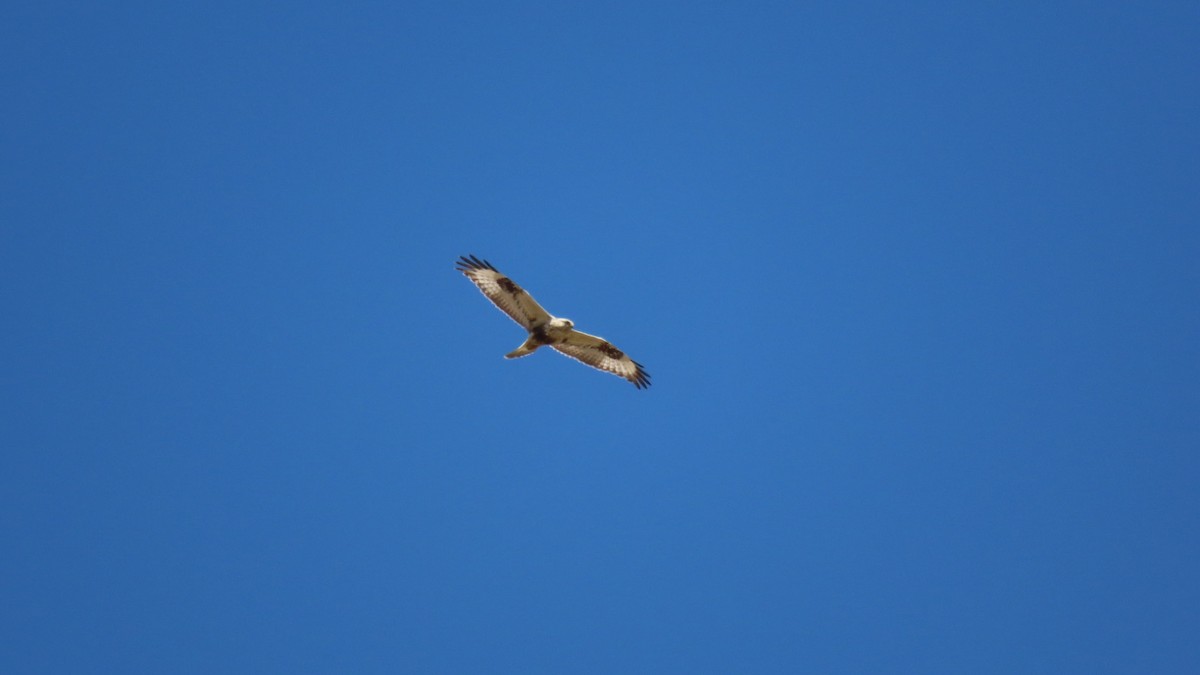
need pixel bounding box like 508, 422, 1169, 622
455, 254, 651, 389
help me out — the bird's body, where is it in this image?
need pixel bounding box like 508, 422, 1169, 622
455, 255, 651, 389
505, 317, 575, 359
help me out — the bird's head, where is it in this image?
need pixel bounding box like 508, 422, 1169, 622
551, 317, 574, 330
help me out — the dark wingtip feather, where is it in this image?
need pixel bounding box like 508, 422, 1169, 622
456, 254, 497, 273
630, 364, 651, 389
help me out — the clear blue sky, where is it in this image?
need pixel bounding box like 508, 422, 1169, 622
3, 2, 1198, 673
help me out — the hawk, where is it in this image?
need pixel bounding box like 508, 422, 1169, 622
456, 254, 651, 389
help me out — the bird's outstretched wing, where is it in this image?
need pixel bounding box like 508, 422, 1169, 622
456, 255, 552, 329
553, 329, 651, 389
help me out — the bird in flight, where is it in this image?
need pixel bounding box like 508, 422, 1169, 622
456, 254, 651, 389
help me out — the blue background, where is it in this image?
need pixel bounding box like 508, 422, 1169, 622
3, 2, 1198, 672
